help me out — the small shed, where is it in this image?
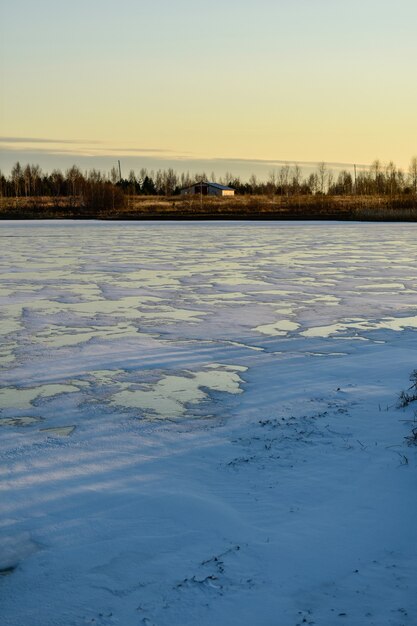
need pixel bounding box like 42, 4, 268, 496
180, 181, 235, 197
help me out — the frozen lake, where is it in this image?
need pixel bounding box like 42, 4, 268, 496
1, 221, 417, 426
1, 221, 417, 625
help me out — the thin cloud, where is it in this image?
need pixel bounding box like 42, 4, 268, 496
0, 140, 370, 168
1, 146, 107, 160
0, 145, 183, 158
0, 144, 373, 174
189, 156, 371, 170
0, 145, 105, 156
94, 147, 178, 154
0, 142, 185, 156
0, 136, 103, 145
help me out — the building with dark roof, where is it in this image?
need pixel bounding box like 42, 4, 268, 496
180, 181, 235, 197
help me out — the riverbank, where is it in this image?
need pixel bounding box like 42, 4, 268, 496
1, 194, 417, 221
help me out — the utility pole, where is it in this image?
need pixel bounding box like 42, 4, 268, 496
118, 160, 122, 182
354, 164, 357, 194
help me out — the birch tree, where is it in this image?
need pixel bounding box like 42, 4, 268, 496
409, 156, 417, 195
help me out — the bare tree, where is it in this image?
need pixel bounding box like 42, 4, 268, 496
249, 174, 258, 194
23, 164, 31, 197
155, 170, 164, 194
128, 169, 137, 198
409, 156, 417, 195
66, 165, 83, 200
370, 159, 383, 194
291, 164, 302, 194
194, 172, 207, 184
31, 164, 42, 196
222, 171, 233, 186
308, 172, 319, 195
317, 162, 327, 195
163, 168, 178, 195
50, 169, 64, 197
327, 170, 334, 192
11, 162, 23, 198
385, 161, 397, 196
110, 167, 119, 186
333, 170, 353, 195
180, 171, 192, 189
278, 164, 290, 196
266, 170, 276, 197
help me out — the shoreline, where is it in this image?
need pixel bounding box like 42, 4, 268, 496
1, 194, 417, 221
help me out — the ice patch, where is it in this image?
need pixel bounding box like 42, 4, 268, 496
40, 425, 76, 437
302, 314, 417, 338
0, 384, 80, 409
111, 366, 245, 418
0, 416, 44, 427
254, 320, 300, 336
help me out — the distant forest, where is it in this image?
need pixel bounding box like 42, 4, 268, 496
1, 158, 417, 211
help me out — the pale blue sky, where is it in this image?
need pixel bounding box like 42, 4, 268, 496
1, 0, 416, 177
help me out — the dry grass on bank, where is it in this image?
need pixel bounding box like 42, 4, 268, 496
1, 194, 417, 221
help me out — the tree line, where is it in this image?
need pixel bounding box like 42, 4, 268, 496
1, 158, 416, 207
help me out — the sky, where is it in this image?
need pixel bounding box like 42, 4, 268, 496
1, 0, 416, 178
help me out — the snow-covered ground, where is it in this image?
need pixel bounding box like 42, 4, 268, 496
1, 221, 416, 626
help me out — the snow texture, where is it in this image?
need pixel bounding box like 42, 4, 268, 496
0, 220, 417, 625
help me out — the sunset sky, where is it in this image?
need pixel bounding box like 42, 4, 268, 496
1, 0, 416, 177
